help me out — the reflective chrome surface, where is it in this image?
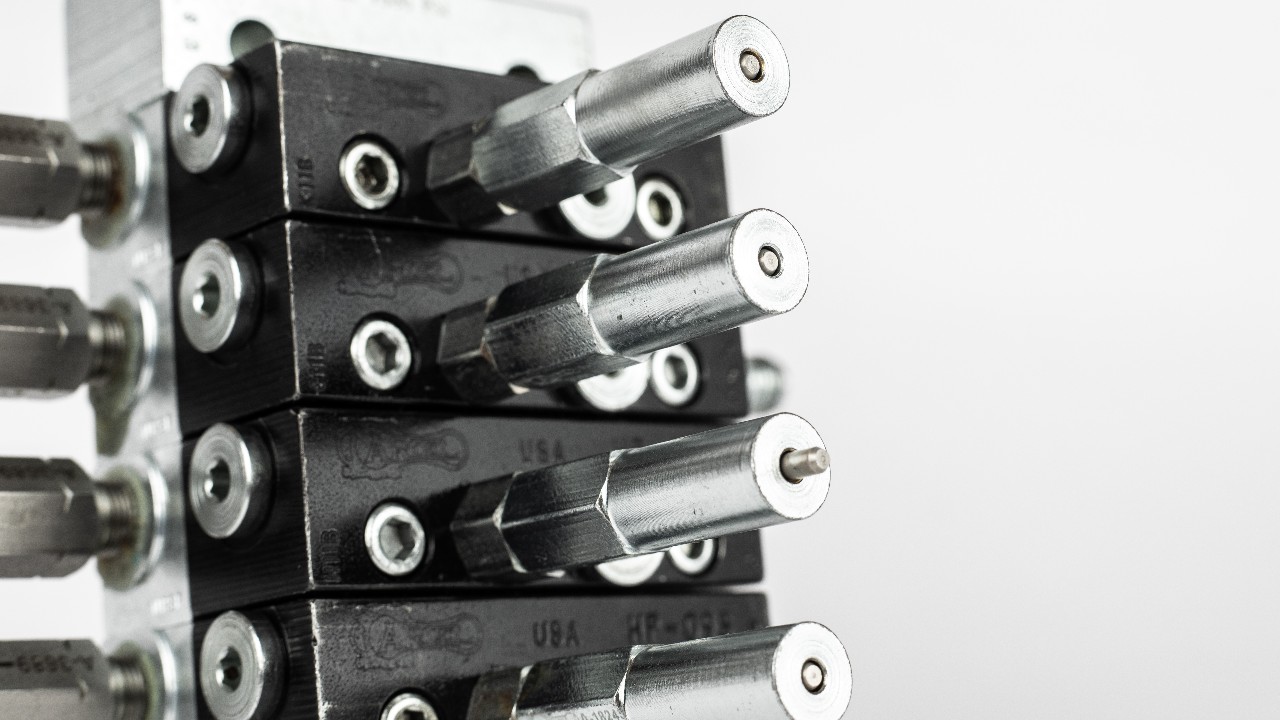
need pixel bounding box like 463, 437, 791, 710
439, 209, 809, 402
466, 623, 852, 720
451, 413, 831, 577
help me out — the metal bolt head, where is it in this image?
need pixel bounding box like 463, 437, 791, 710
199, 612, 284, 720
635, 177, 685, 241
593, 552, 664, 587
666, 539, 718, 576
179, 238, 260, 354
364, 502, 428, 576
340, 139, 402, 210
648, 345, 701, 407
573, 362, 650, 412
382, 693, 440, 720
170, 64, 251, 175
189, 424, 273, 540
557, 175, 637, 240
351, 318, 414, 390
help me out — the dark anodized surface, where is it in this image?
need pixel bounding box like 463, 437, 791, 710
193, 593, 768, 720
173, 220, 750, 435
184, 409, 765, 615
167, 41, 730, 256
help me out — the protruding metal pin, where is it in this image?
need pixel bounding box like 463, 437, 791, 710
758, 245, 782, 276
781, 447, 830, 483
801, 659, 827, 694
740, 49, 765, 81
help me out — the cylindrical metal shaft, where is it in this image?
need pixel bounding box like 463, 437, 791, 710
437, 209, 808, 403
0, 458, 140, 578
450, 413, 829, 578
0, 114, 116, 226
0, 640, 149, 720
0, 284, 127, 398
466, 623, 852, 720
427, 15, 789, 224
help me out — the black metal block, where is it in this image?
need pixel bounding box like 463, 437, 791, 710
167, 41, 729, 256
173, 220, 749, 435
194, 593, 767, 720
184, 408, 765, 615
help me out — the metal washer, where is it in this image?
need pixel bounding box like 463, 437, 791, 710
199, 611, 285, 720
178, 238, 260, 354
188, 423, 273, 540
558, 175, 637, 240
573, 361, 651, 412
169, 64, 251, 175
649, 344, 701, 407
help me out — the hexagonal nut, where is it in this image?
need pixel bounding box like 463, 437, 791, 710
449, 476, 522, 577
0, 285, 94, 397
0, 640, 117, 715
0, 458, 100, 578
0, 115, 85, 225
480, 651, 631, 720
425, 124, 503, 226
428, 72, 627, 224
436, 299, 521, 403
482, 257, 636, 389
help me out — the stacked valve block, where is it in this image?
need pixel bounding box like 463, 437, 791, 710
0, 5, 852, 720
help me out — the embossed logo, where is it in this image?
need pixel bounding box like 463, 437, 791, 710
356, 612, 483, 669
337, 250, 465, 298
339, 427, 470, 480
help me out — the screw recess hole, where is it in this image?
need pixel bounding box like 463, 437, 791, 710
355, 152, 391, 196
185, 95, 212, 137
365, 332, 402, 377
192, 273, 222, 319
379, 517, 420, 562
215, 647, 243, 692
204, 459, 232, 503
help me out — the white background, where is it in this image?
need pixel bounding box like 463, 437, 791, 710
3, 1, 1280, 718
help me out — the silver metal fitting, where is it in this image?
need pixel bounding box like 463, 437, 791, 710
0, 284, 129, 398
438, 209, 808, 403
635, 177, 685, 241
189, 424, 273, 541
649, 345, 700, 407
746, 357, 786, 413
572, 362, 651, 412
170, 64, 252, 175
427, 15, 789, 225
339, 138, 402, 210
199, 612, 285, 720
667, 539, 718, 576
592, 552, 665, 587
557, 175, 638, 240
350, 318, 414, 391
0, 640, 151, 720
451, 413, 830, 578
0, 113, 119, 227
382, 693, 440, 720
466, 623, 852, 720
179, 238, 261, 354
0, 458, 149, 582
364, 502, 429, 577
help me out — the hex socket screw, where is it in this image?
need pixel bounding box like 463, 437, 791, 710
199, 611, 285, 720
189, 423, 273, 540
170, 64, 252, 175
364, 502, 429, 577
178, 238, 261, 355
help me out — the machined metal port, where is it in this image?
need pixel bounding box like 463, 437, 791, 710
427, 15, 790, 225
438, 209, 808, 403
